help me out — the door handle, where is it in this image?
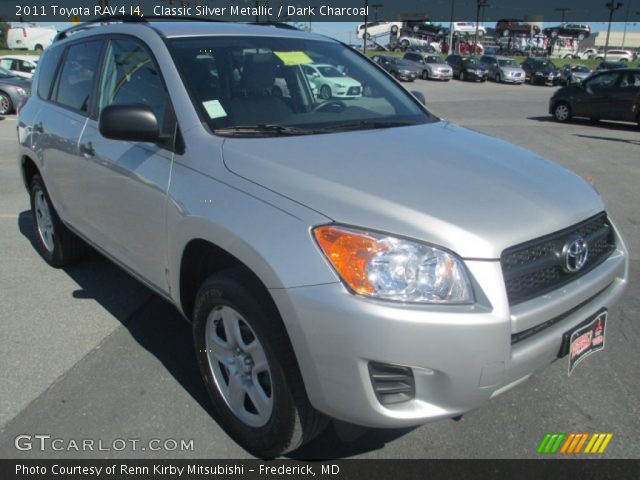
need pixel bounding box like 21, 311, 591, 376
80, 142, 95, 158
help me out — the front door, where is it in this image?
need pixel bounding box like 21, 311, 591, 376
78, 37, 177, 291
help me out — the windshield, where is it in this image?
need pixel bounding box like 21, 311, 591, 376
537, 61, 556, 71
426, 55, 444, 64
462, 59, 479, 67
498, 59, 519, 68
572, 65, 590, 72
316, 65, 343, 77
168, 36, 434, 135
0, 67, 14, 78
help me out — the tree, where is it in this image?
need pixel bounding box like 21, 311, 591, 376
0, 20, 9, 50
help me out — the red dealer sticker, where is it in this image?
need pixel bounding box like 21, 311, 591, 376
567, 310, 607, 376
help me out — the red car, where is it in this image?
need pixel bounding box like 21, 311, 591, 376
495, 20, 540, 37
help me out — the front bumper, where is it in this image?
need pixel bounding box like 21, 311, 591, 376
271, 230, 627, 428
397, 72, 417, 81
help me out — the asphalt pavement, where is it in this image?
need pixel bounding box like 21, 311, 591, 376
0, 79, 638, 459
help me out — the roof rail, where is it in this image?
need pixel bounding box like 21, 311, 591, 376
250, 22, 299, 30
53, 15, 146, 42
53, 16, 298, 43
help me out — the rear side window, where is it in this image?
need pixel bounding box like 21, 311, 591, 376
37, 45, 64, 99
52, 41, 103, 113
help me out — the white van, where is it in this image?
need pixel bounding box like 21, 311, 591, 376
7, 25, 57, 52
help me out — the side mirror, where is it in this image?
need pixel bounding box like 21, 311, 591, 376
99, 104, 159, 143
411, 90, 426, 105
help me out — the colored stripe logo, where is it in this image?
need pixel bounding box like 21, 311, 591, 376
537, 433, 613, 454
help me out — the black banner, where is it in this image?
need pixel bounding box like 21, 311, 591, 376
1, 0, 638, 22
2, 459, 639, 480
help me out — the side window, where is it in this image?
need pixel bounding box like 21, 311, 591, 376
53, 41, 102, 113
37, 45, 64, 100
0, 59, 12, 70
98, 38, 174, 139
20, 61, 36, 74
586, 72, 619, 91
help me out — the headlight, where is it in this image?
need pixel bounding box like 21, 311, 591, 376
15, 87, 27, 96
335, 83, 346, 88
313, 225, 473, 304
535, 72, 543, 76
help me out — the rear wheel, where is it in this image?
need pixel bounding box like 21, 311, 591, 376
0, 92, 12, 115
34, 44, 44, 53
553, 102, 572, 122
29, 174, 86, 267
193, 269, 328, 458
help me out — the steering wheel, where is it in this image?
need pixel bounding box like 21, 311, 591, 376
312, 100, 347, 113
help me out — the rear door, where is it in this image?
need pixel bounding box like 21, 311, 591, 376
607, 71, 640, 121
77, 36, 177, 291
33, 39, 104, 230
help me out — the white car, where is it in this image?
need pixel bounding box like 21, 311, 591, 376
0, 55, 39, 79
595, 50, 635, 62
453, 22, 486, 36
356, 21, 402, 40
6, 26, 57, 52
301, 64, 363, 100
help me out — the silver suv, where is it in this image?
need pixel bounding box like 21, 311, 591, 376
17, 20, 628, 458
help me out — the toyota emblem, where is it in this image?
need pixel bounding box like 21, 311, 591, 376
562, 236, 589, 273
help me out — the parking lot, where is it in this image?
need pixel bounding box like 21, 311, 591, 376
0, 78, 638, 459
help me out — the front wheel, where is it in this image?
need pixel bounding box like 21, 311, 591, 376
319, 85, 332, 100
422, 70, 429, 80
495, 73, 502, 83
459, 71, 465, 81
553, 102, 572, 122
193, 269, 328, 458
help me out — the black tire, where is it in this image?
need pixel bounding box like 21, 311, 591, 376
495, 73, 502, 83
319, 85, 332, 100
29, 174, 86, 267
391, 25, 399, 34
578, 33, 586, 41
459, 71, 465, 81
422, 70, 429, 80
553, 102, 572, 122
192, 269, 328, 458
0, 91, 12, 115
34, 44, 44, 53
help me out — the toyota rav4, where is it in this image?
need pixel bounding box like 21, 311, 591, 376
17, 19, 628, 458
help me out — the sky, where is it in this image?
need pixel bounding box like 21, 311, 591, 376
34, 21, 640, 44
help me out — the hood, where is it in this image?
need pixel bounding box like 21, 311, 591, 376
331, 76, 360, 86
431, 63, 452, 70
222, 122, 604, 259
501, 67, 524, 74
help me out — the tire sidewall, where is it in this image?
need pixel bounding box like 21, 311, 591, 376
192, 275, 300, 458
29, 175, 64, 266
0, 92, 12, 115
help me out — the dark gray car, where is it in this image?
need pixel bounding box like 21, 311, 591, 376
0, 67, 30, 115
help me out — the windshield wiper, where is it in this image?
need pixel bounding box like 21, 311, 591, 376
316, 120, 417, 133
214, 124, 320, 137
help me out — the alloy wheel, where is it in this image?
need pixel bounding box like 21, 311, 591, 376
205, 305, 274, 427
34, 188, 55, 252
